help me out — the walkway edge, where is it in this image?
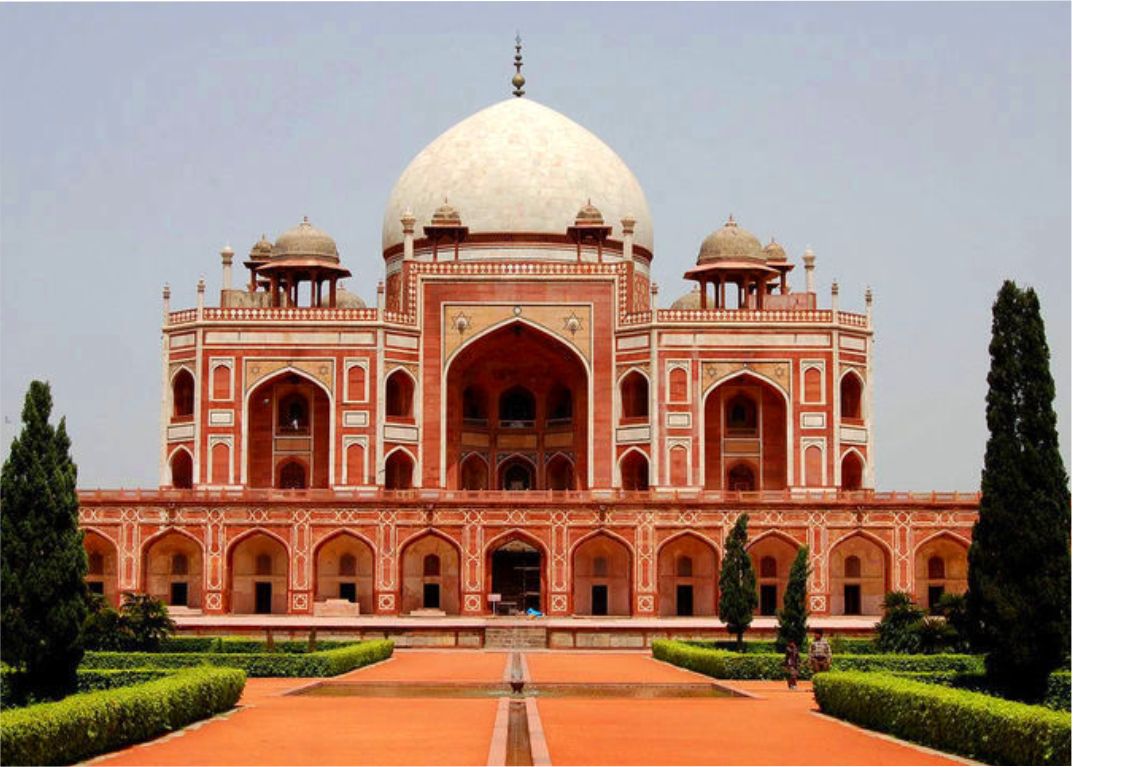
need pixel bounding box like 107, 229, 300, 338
809, 710, 980, 766
525, 698, 552, 767
486, 697, 511, 766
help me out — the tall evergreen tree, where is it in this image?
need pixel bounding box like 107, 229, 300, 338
967, 281, 1071, 700
1, 381, 89, 699
776, 545, 810, 653
718, 512, 758, 651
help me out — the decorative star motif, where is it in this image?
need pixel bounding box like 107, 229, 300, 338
452, 312, 471, 335
563, 312, 583, 336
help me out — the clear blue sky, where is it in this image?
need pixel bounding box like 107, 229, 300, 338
0, 2, 1070, 491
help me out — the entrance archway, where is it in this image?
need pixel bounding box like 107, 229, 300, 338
704, 373, 787, 491
228, 531, 289, 614
446, 322, 589, 490
487, 535, 544, 615
657, 534, 718, 616
143, 531, 203, 609
400, 533, 461, 614
83, 531, 118, 605
246, 371, 331, 489
914, 535, 968, 611
747, 534, 798, 616
313, 532, 374, 614
829, 533, 890, 616
571, 533, 632, 616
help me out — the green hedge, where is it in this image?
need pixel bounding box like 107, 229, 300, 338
651, 640, 983, 680
2, 669, 176, 710
685, 637, 879, 655
82, 639, 394, 677
0, 667, 245, 766
812, 671, 1071, 766
155, 636, 357, 654
1045, 671, 1071, 711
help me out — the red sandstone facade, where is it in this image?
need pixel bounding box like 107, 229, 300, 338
78, 95, 978, 622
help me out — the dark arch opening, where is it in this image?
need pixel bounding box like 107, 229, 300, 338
172, 370, 195, 419
499, 386, 536, 426
170, 451, 193, 489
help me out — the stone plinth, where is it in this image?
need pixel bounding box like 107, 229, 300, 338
313, 599, 360, 617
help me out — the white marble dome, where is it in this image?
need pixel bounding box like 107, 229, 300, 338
382, 98, 653, 253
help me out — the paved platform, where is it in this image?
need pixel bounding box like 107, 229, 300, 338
92, 651, 966, 766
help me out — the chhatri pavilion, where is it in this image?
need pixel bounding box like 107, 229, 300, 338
78, 46, 977, 644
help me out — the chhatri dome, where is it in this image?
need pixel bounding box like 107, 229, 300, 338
696, 216, 767, 265
382, 97, 654, 253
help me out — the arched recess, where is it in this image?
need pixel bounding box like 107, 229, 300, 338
703, 370, 789, 491
227, 530, 289, 614
345, 443, 366, 486
313, 531, 375, 614
840, 449, 865, 491
142, 530, 204, 609
212, 364, 232, 401
726, 459, 759, 492
346, 365, 367, 401
211, 441, 231, 485
840, 370, 864, 422
669, 444, 689, 486
83, 529, 118, 605
169, 447, 193, 489
828, 531, 891, 616
385, 369, 415, 420
657, 532, 719, 617
571, 531, 633, 616
171, 368, 195, 420
803, 366, 823, 403
444, 319, 590, 492
804, 444, 824, 487
619, 448, 650, 491
245, 368, 332, 489
400, 531, 461, 614
668, 367, 688, 403
485, 529, 547, 615
460, 453, 489, 490
546, 453, 576, 491
913, 533, 969, 611
384, 447, 415, 490
619, 369, 650, 422
747, 532, 799, 616
277, 458, 308, 489
498, 454, 537, 491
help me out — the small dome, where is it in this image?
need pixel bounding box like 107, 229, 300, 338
697, 216, 766, 265
431, 202, 463, 226
575, 200, 605, 226
764, 239, 787, 261
249, 234, 273, 261
670, 285, 704, 310
320, 287, 367, 309
272, 217, 339, 262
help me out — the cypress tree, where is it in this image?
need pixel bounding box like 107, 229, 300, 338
967, 281, 1071, 700
1, 381, 89, 699
776, 545, 810, 653
718, 512, 758, 651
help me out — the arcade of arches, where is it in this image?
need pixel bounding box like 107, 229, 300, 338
704, 374, 788, 491
446, 323, 589, 491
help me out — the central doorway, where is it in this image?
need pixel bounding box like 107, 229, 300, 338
491, 540, 542, 614
591, 585, 608, 616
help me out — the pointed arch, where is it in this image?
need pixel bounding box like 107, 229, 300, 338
828, 530, 891, 616
619, 446, 651, 491
484, 528, 548, 614
242, 365, 335, 489
170, 365, 196, 420
312, 528, 375, 614
384, 367, 415, 419
746, 530, 800, 616
383, 446, 416, 489
840, 448, 866, 490
570, 529, 634, 616
82, 528, 119, 605
400, 530, 462, 614
840, 369, 865, 422
459, 452, 490, 490
913, 531, 970, 612
701, 369, 792, 491
168, 446, 194, 489
141, 528, 204, 609
618, 367, 650, 422
226, 527, 290, 615
657, 531, 720, 617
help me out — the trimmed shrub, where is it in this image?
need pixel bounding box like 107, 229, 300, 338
812, 671, 1070, 765
155, 636, 359, 654
651, 640, 982, 680
0, 666, 245, 765
1044, 671, 1071, 711
82, 639, 394, 677
3, 668, 174, 709
155, 636, 223, 653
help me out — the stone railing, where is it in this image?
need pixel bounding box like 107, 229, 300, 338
79, 486, 979, 507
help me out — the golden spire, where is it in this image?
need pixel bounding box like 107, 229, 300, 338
512, 33, 526, 98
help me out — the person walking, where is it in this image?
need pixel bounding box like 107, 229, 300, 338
784, 640, 800, 689
809, 629, 833, 673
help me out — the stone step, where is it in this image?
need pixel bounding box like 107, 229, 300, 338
484, 626, 548, 649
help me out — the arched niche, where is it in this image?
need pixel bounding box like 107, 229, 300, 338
840, 371, 864, 422
143, 530, 204, 610
829, 533, 890, 616
228, 531, 289, 614
619, 450, 649, 491
704, 373, 787, 491
313, 532, 374, 614
170, 449, 193, 489
384, 449, 415, 490
657, 534, 718, 617
247, 370, 331, 489
571, 533, 632, 616
83, 531, 118, 605
841, 450, 865, 490
400, 533, 461, 614
386, 370, 415, 420
913, 534, 969, 611
620, 370, 649, 422
486, 533, 545, 615
747, 534, 799, 616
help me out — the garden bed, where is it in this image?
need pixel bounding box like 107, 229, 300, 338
0, 666, 245, 765
812, 670, 1071, 765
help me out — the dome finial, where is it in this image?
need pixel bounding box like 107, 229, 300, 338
512, 32, 526, 98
